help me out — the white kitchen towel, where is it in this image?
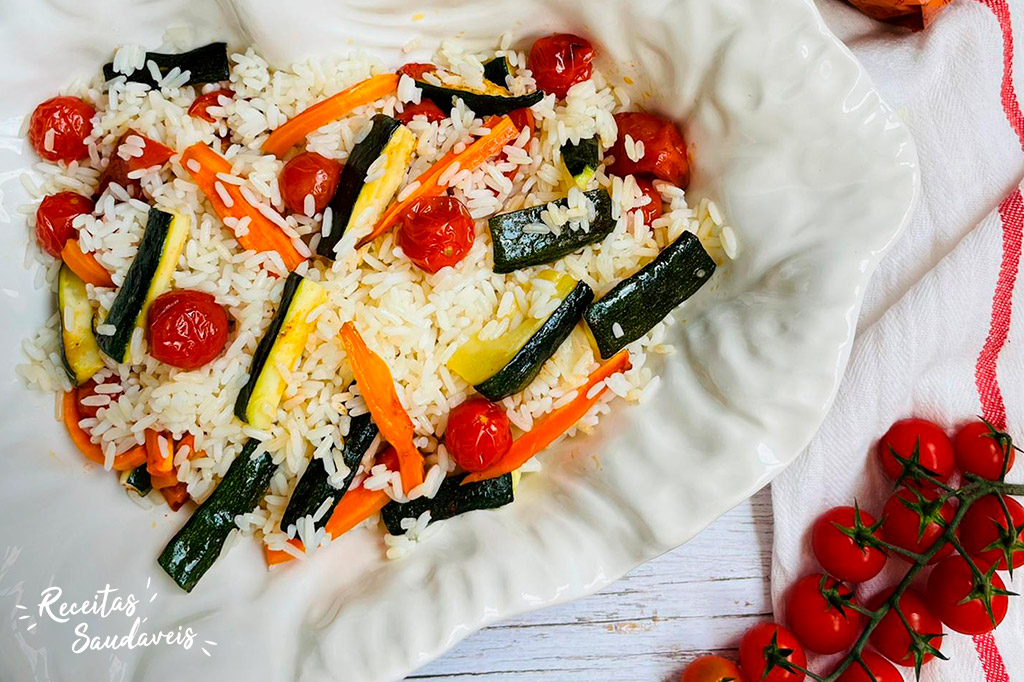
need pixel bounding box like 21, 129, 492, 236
771, 1, 1024, 681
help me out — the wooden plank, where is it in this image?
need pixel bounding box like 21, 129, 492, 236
412, 488, 774, 681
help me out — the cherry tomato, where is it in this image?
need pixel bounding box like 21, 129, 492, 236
927, 555, 1008, 635
147, 290, 230, 370
880, 487, 955, 562
377, 446, 400, 472
396, 196, 475, 273
811, 506, 887, 583
397, 99, 447, 125
35, 191, 93, 257
868, 588, 943, 668
833, 652, 902, 682
680, 655, 747, 682
97, 129, 175, 197
495, 107, 536, 183
445, 398, 513, 472
609, 112, 690, 187
739, 623, 806, 682
279, 152, 343, 215
397, 63, 437, 80
28, 96, 95, 163
633, 177, 664, 226
188, 88, 234, 123
528, 33, 595, 99
74, 376, 116, 421
877, 418, 954, 487
959, 494, 1024, 570
784, 574, 862, 655
954, 419, 1016, 480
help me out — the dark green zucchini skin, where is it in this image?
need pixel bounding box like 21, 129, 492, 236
416, 80, 543, 117
233, 272, 302, 421
316, 114, 402, 259
96, 208, 173, 361
560, 137, 599, 183
381, 472, 514, 535
125, 465, 152, 496
280, 412, 379, 531
103, 43, 230, 87
489, 189, 615, 273
475, 281, 594, 401
585, 231, 716, 359
158, 440, 276, 592
482, 57, 513, 86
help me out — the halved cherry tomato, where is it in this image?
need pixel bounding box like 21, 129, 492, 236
833, 652, 902, 682
396, 196, 475, 273
528, 33, 595, 99
397, 63, 437, 80
811, 506, 887, 583
954, 419, 1016, 480
97, 129, 175, 197
147, 290, 230, 370
495, 107, 536, 183
877, 418, 954, 487
868, 588, 943, 668
927, 555, 1008, 635
445, 398, 512, 472
959, 494, 1024, 570
680, 655, 747, 682
880, 487, 955, 563
397, 99, 447, 125
35, 191, 94, 257
74, 376, 116, 421
188, 88, 234, 123
739, 623, 806, 682
279, 151, 343, 215
785, 574, 862, 655
634, 177, 664, 226
609, 112, 690, 187
28, 96, 95, 163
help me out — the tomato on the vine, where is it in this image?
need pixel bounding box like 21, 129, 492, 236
35, 191, 93, 257
680, 656, 747, 682
880, 487, 955, 562
445, 397, 513, 472
527, 33, 595, 99
877, 418, 955, 487
868, 588, 944, 668
279, 151, 343, 215
739, 624, 807, 682
147, 290, 230, 370
927, 555, 1009, 635
959, 494, 1024, 570
784, 574, 863, 655
954, 419, 1017, 480
811, 506, 887, 583
833, 651, 903, 682
396, 196, 476, 273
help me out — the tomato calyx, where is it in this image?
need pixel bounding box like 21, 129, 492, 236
834, 500, 887, 555
758, 631, 808, 681
894, 487, 952, 545
979, 504, 1024, 574
976, 416, 1021, 481
817, 573, 859, 617
959, 560, 1016, 627
891, 604, 948, 679
885, 439, 949, 489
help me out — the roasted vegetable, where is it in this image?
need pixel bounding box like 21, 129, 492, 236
415, 77, 543, 117
123, 465, 152, 496
560, 137, 600, 189
57, 264, 104, 385
381, 472, 514, 535
103, 43, 230, 88
482, 56, 514, 86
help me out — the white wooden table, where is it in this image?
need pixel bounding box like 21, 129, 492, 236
414, 488, 774, 681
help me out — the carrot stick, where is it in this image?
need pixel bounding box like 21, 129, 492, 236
339, 323, 424, 493
357, 115, 519, 247
160, 482, 190, 511
463, 350, 633, 484
62, 391, 147, 470
265, 485, 391, 566
261, 74, 400, 158
145, 429, 174, 476
60, 240, 114, 288
180, 143, 306, 271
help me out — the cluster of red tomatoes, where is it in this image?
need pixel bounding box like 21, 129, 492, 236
680, 416, 1022, 682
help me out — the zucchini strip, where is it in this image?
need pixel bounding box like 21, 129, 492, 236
560, 137, 600, 190
415, 78, 543, 117
122, 465, 152, 496
58, 264, 105, 385
381, 472, 514, 535
103, 43, 230, 88
584, 231, 716, 359
482, 56, 514, 86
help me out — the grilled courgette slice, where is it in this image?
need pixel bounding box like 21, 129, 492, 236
488, 189, 615, 273
122, 464, 152, 496
381, 472, 514, 535
57, 264, 105, 385
584, 231, 716, 359
96, 208, 189, 363
316, 114, 415, 259
560, 137, 600, 190
415, 77, 543, 117
482, 56, 514, 86
234, 272, 326, 429
103, 43, 230, 88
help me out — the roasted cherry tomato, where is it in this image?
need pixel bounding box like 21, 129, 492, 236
445, 397, 513, 472
833, 652, 903, 682
927, 555, 1008, 635
397, 99, 447, 125
28, 95, 95, 163
396, 196, 475, 273
279, 151, 343, 215
954, 419, 1016, 480
147, 290, 230, 370
397, 63, 437, 80
877, 418, 954, 487
784, 574, 862, 655
74, 376, 116, 421
609, 112, 690, 187
959, 494, 1024, 570
35, 191, 94, 257
377, 446, 400, 472
739, 623, 806, 682
811, 506, 887, 583
495, 107, 536, 183
634, 177, 664, 226
97, 129, 175, 197
680, 655, 747, 682
528, 33, 595, 99
880, 487, 955, 563
188, 88, 234, 123
869, 588, 943, 668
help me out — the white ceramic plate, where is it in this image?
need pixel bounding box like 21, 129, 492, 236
0, 0, 918, 680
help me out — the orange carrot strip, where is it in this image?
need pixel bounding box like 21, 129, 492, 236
62, 391, 146, 470
145, 429, 174, 476
150, 472, 180, 490
339, 323, 424, 493
160, 482, 190, 511
261, 74, 400, 158
61, 240, 114, 288
176, 433, 204, 461
265, 485, 391, 566
357, 115, 519, 247
463, 350, 633, 484
180, 143, 306, 271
